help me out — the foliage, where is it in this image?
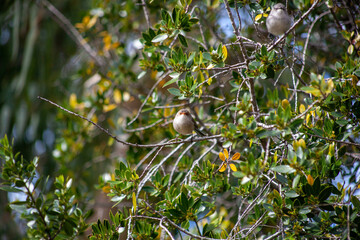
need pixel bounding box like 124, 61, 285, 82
0, 136, 89, 239
1, 0, 360, 239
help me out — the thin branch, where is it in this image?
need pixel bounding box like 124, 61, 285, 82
124, 119, 164, 132
130, 215, 219, 240
127, 71, 170, 125
299, 11, 330, 77
181, 141, 217, 185
159, 218, 175, 240
38, 96, 222, 148
38, 0, 107, 71
223, 0, 249, 64
289, 100, 320, 123
168, 142, 197, 189
135, 139, 168, 171
303, 131, 360, 148
140, 0, 150, 28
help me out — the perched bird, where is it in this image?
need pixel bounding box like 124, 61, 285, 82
266, 3, 293, 36
173, 109, 205, 136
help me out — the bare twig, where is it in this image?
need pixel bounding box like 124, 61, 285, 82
140, 0, 150, 28
38, 0, 107, 71
299, 11, 330, 77
128, 71, 170, 125
38, 96, 222, 148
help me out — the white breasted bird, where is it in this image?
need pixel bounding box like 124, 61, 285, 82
173, 109, 205, 136
266, 3, 293, 36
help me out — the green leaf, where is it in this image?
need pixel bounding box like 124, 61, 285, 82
137, 71, 146, 79
319, 187, 332, 201
202, 52, 212, 61
336, 119, 348, 126
0, 185, 23, 192
313, 178, 321, 195
351, 196, 360, 210
163, 77, 178, 87
271, 165, 296, 174
292, 174, 301, 188
285, 190, 299, 198
289, 119, 304, 131
167, 88, 181, 96
178, 34, 188, 47
256, 129, 281, 139
301, 86, 321, 97
152, 33, 169, 43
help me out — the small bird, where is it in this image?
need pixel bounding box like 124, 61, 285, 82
173, 109, 205, 136
266, 3, 293, 36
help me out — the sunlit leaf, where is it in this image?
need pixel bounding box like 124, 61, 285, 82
301, 86, 322, 97
152, 33, 168, 43
299, 104, 306, 113
132, 192, 137, 213
307, 174, 314, 186
223, 149, 229, 159
231, 152, 240, 160
229, 163, 237, 172
114, 89, 122, 104
69, 93, 77, 108
255, 14, 262, 22
219, 152, 226, 161
222, 45, 227, 60
219, 163, 227, 172
103, 104, 117, 112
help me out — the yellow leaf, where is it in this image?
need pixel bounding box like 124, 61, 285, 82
91, 115, 98, 124
303, 87, 321, 97
132, 192, 137, 213
306, 113, 311, 125
274, 151, 278, 162
207, 63, 215, 70
103, 104, 117, 112
102, 185, 111, 193
164, 106, 170, 118
299, 104, 306, 113
249, 139, 253, 147
298, 139, 306, 149
82, 16, 90, 25
204, 206, 216, 217
307, 174, 314, 186
87, 15, 98, 29
207, 77, 212, 85
293, 140, 298, 151
281, 99, 290, 108
107, 118, 116, 128
325, 79, 334, 94
231, 152, 241, 160
255, 14, 262, 22
223, 149, 229, 159
114, 89, 122, 104
198, 71, 205, 83
348, 44, 354, 55
229, 163, 237, 172
219, 163, 227, 172
69, 93, 77, 109
328, 143, 335, 157
222, 45, 228, 61
263, 13, 268, 17
198, 87, 203, 98
219, 152, 226, 161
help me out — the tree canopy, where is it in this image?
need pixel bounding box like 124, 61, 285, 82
1, 0, 360, 239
